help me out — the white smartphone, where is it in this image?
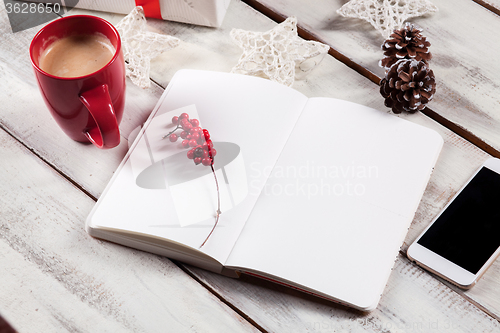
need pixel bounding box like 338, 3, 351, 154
407, 157, 500, 289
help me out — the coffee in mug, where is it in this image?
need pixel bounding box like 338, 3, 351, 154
39, 33, 116, 78
30, 15, 126, 149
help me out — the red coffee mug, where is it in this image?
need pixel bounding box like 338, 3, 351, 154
29, 15, 126, 149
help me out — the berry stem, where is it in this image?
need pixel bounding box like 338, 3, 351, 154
200, 163, 221, 248
162, 124, 180, 139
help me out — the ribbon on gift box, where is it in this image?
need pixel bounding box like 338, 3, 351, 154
135, 0, 162, 19
135, 0, 232, 27
29, 0, 230, 27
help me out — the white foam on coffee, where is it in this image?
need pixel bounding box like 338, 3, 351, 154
39, 33, 116, 78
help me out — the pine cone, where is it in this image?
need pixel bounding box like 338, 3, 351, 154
380, 23, 432, 70
380, 59, 436, 114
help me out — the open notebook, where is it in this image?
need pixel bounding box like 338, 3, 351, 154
86, 69, 443, 311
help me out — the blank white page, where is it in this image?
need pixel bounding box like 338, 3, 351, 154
225, 97, 443, 310
87, 70, 309, 263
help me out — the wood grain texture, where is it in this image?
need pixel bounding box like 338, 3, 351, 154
0, 8, 162, 200
0, 128, 258, 333
178, 53, 500, 330
243, 0, 500, 157
188, 253, 500, 333
236, 0, 500, 323
1, 0, 500, 331
79, 0, 500, 326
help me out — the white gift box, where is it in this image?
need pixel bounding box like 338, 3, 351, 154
32, 0, 231, 27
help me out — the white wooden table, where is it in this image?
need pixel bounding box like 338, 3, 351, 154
1, 0, 500, 332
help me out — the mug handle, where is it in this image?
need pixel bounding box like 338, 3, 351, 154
79, 84, 120, 149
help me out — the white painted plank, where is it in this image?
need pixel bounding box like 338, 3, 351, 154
248, 0, 500, 154
0, 12, 162, 200
0, 128, 258, 333
140, 0, 500, 325
80, 0, 500, 325
188, 254, 500, 333
178, 58, 500, 328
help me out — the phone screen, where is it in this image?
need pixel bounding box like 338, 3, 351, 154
417, 167, 500, 274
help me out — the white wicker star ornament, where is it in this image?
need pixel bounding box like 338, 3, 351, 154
337, 0, 438, 38
230, 17, 330, 87
116, 6, 180, 88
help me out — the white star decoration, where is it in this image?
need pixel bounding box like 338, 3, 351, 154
337, 0, 438, 38
230, 17, 330, 87
116, 7, 180, 88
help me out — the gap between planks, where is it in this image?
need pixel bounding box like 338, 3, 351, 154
0, 122, 98, 202
241, 0, 500, 159
5, 2, 499, 325
399, 248, 500, 323
140, 77, 268, 332
0, 81, 267, 333
244, 0, 500, 324
174, 261, 269, 333
472, 0, 500, 16
1, 5, 263, 322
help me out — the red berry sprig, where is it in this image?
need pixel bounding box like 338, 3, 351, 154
186, 130, 217, 167
163, 113, 221, 248
163, 113, 217, 166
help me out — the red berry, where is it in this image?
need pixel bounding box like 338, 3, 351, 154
194, 157, 202, 165
191, 132, 200, 141
180, 131, 188, 139
169, 133, 178, 142
172, 116, 179, 125
183, 123, 193, 131
190, 127, 201, 135
187, 149, 195, 159
194, 147, 204, 157
203, 140, 213, 149
188, 139, 198, 147
179, 113, 189, 120
180, 119, 190, 127
182, 139, 190, 148
203, 129, 210, 140
202, 149, 209, 158
210, 148, 216, 157
202, 157, 212, 166
190, 119, 200, 127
